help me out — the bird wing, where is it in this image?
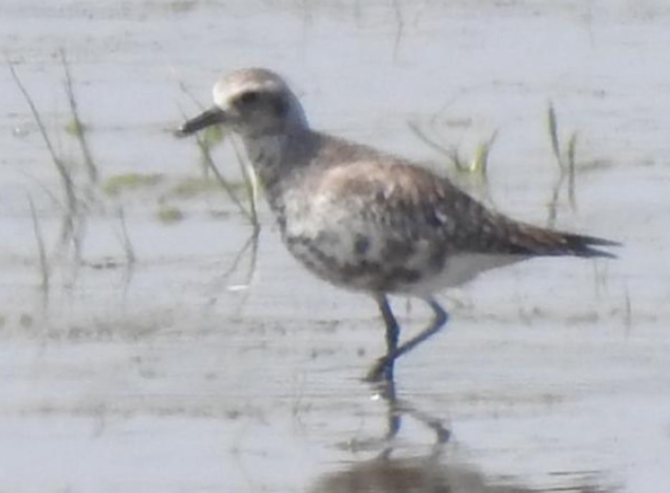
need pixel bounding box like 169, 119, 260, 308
313, 157, 618, 259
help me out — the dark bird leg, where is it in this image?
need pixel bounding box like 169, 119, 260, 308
370, 295, 401, 382
366, 297, 449, 382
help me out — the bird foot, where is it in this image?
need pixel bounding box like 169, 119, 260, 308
364, 357, 392, 383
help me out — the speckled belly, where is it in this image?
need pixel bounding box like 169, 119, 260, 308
282, 226, 448, 295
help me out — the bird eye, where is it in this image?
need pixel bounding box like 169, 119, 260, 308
237, 91, 260, 105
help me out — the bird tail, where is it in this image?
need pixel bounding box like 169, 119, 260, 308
509, 224, 621, 259
554, 232, 620, 259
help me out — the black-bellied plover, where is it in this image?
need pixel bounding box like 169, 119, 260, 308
178, 68, 618, 382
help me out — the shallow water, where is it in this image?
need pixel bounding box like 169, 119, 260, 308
1, 1, 669, 492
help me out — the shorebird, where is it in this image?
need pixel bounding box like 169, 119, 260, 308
178, 68, 618, 382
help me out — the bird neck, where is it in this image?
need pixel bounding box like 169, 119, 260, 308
241, 125, 313, 187
239, 125, 320, 223
241, 95, 310, 181
242, 132, 287, 174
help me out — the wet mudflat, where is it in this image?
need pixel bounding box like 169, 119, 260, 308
1, 1, 669, 492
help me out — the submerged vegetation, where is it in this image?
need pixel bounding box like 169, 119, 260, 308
61, 48, 99, 186
8, 51, 262, 300
102, 173, 165, 197
156, 205, 185, 224
167, 176, 228, 199
64, 118, 87, 138
410, 102, 587, 227
408, 120, 497, 205
546, 101, 578, 226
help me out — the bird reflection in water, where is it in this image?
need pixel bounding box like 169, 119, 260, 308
312, 378, 610, 493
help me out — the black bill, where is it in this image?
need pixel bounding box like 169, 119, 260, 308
177, 107, 226, 137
